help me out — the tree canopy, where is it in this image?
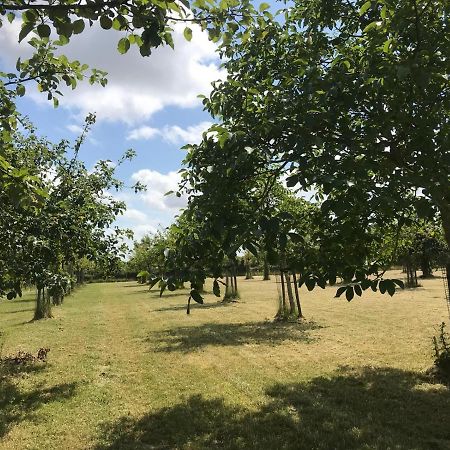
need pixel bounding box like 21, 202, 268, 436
177, 0, 449, 296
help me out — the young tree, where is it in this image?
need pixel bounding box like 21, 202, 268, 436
0, 117, 135, 318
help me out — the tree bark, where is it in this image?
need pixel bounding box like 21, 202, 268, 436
52, 290, 64, 306
280, 270, 287, 314
263, 255, 270, 280
285, 272, 297, 315
245, 261, 253, 279
292, 272, 304, 318
34, 287, 52, 320
233, 275, 238, 297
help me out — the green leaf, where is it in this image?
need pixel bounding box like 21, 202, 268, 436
139, 43, 151, 57
183, 27, 193, 41
286, 175, 299, 187
363, 21, 381, 33
37, 24, 51, 38
393, 279, 404, 289
18, 23, 34, 42
382, 38, 392, 53
354, 284, 362, 296
259, 2, 270, 12
305, 278, 315, 291
245, 242, 258, 256
335, 286, 346, 297
100, 15, 112, 30
385, 280, 396, 296
72, 19, 85, 34
317, 278, 326, 289
190, 289, 204, 304
118, 37, 130, 54
7, 13, 15, 23
359, 1, 371, 16
213, 279, 220, 297
345, 286, 354, 301
16, 84, 25, 97
148, 277, 160, 290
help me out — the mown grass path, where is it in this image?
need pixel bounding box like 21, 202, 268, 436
0, 274, 449, 449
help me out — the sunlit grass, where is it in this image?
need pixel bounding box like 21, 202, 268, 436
0, 272, 449, 449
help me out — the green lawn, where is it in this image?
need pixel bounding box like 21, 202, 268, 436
0, 273, 449, 449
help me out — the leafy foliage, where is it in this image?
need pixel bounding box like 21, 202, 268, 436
175, 0, 449, 299
0, 116, 137, 318
432, 322, 450, 382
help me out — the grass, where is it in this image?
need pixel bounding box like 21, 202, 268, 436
0, 271, 449, 449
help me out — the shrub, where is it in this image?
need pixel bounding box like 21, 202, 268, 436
432, 322, 450, 382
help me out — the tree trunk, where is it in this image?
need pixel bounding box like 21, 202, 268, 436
263, 255, 270, 281
434, 196, 450, 299
233, 275, 238, 298
420, 255, 433, 278
292, 272, 304, 318
34, 287, 52, 320
245, 261, 253, 279
52, 290, 64, 306
285, 272, 297, 315
224, 275, 232, 300
280, 270, 287, 315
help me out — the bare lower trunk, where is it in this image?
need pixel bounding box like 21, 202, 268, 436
34, 287, 52, 320
285, 272, 297, 315
224, 274, 239, 301
233, 275, 238, 297
52, 291, 64, 306
292, 272, 304, 318
434, 196, 450, 298
245, 261, 253, 279
263, 256, 270, 281
280, 270, 287, 314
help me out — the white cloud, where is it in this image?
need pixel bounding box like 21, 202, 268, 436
131, 169, 187, 211
161, 121, 213, 144
127, 120, 212, 145
127, 126, 160, 141
122, 208, 148, 223
0, 21, 224, 124
66, 124, 84, 134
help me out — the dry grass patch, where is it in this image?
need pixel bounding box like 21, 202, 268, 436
0, 272, 449, 449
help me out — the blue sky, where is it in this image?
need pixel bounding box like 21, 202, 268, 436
1, 20, 222, 242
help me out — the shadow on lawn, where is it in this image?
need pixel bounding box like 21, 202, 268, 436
95, 366, 450, 449
2, 308, 35, 315
153, 301, 234, 313
149, 320, 321, 353
0, 362, 78, 438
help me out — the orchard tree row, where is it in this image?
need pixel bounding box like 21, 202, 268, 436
0, 115, 136, 319
128, 0, 449, 315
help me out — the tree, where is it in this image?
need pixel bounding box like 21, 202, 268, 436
188, 0, 448, 297
0, 116, 135, 318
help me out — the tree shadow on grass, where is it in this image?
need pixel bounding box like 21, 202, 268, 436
149, 320, 322, 353
1, 298, 35, 304
0, 361, 78, 438
2, 308, 35, 315
94, 366, 450, 449
153, 302, 234, 313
